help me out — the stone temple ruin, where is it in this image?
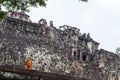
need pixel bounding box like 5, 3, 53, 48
0, 11, 120, 80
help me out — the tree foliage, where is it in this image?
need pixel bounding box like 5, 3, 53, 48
0, 0, 87, 20
0, 0, 47, 20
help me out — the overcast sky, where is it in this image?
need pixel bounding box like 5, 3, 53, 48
25, 0, 120, 52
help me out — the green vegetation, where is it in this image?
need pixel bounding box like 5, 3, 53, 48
0, 0, 87, 20
116, 47, 120, 56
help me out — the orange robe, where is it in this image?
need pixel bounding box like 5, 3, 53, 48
26, 58, 32, 70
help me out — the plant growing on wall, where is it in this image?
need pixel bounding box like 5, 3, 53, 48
116, 47, 120, 57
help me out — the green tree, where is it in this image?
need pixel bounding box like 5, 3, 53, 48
0, 0, 87, 20
116, 47, 120, 56
0, 0, 47, 20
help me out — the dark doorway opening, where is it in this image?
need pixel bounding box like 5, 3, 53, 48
83, 55, 86, 61
74, 51, 76, 59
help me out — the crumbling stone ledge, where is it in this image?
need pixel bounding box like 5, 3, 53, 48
0, 65, 90, 80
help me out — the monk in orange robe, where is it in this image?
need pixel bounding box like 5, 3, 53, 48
25, 58, 32, 70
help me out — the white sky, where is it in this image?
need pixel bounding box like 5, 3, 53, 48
4, 0, 120, 52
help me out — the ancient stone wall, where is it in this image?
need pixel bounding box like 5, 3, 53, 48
0, 11, 119, 80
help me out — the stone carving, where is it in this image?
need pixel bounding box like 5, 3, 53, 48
49, 21, 53, 27
87, 33, 91, 40
82, 33, 87, 38
39, 19, 47, 26
8, 11, 31, 22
